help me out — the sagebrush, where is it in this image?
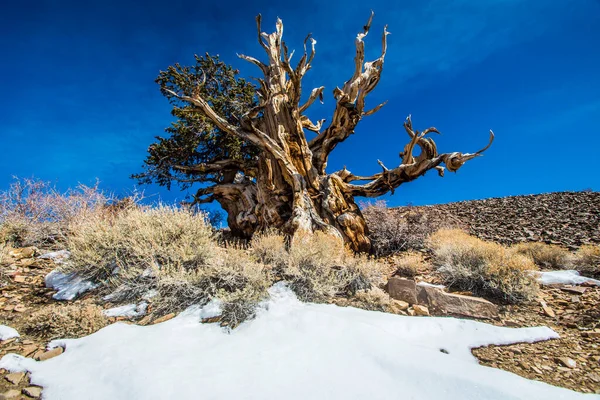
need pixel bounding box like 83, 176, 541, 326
572, 244, 600, 278
427, 229, 539, 303
361, 200, 449, 256
23, 304, 108, 340
511, 242, 570, 269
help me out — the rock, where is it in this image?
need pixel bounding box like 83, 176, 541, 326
8, 247, 37, 260
387, 277, 418, 304
407, 308, 416, 316
417, 286, 498, 319
582, 330, 600, 338
556, 357, 577, 369
22, 386, 43, 398
21, 344, 39, 357
0, 389, 21, 399
4, 372, 25, 385
13, 276, 26, 283
413, 304, 430, 316
36, 346, 64, 361
152, 313, 176, 324
13, 304, 26, 312
560, 286, 586, 295
539, 300, 555, 318
390, 299, 410, 313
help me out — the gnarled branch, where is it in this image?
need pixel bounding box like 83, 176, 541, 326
339, 116, 494, 197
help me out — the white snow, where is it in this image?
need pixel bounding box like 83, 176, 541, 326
0, 283, 595, 400
0, 325, 19, 341
537, 270, 600, 286
38, 250, 71, 264
417, 281, 446, 289
45, 270, 98, 301
102, 302, 148, 318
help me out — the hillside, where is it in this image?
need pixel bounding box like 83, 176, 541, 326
392, 191, 600, 249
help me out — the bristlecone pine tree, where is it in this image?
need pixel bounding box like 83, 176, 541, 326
135, 12, 493, 252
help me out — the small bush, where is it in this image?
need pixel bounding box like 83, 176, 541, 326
23, 304, 108, 340
0, 177, 116, 247
428, 229, 539, 303
284, 231, 387, 302
393, 251, 430, 278
572, 244, 600, 278
351, 287, 391, 312
361, 200, 447, 256
249, 230, 288, 272
511, 242, 570, 269
67, 205, 215, 281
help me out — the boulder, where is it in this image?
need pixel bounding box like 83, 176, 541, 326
417, 285, 498, 319
387, 277, 418, 304
412, 305, 430, 316
8, 247, 38, 260
22, 386, 43, 399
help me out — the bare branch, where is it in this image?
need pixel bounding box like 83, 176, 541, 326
299, 86, 325, 113
338, 118, 494, 197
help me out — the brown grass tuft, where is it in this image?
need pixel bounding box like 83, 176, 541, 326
572, 244, 600, 278
511, 242, 570, 269
428, 229, 539, 303
23, 304, 108, 340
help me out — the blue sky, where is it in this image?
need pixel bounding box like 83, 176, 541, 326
1, 0, 599, 209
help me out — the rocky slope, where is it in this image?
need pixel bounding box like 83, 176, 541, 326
393, 191, 600, 249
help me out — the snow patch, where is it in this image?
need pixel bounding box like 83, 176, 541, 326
537, 270, 600, 286
45, 270, 98, 301
0, 325, 19, 341
38, 250, 70, 264
199, 298, 222, 320
103, 302, 148, 318
0, 283, 591, 400
417, 281, 446, 289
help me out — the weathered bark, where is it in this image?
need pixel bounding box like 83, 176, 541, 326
168, 12, 493, 252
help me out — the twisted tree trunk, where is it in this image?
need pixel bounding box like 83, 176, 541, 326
167, 12, 493, 251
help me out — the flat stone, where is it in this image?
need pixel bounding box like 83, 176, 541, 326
13, 276, 26, 283
4, 372, 25, 385
152, 313, 176, 324
560, 286, 586, 295
387, 277, 418, 304
0, 389, 21, 399
390, 299, 410, 313
21, 344, 39, 357
413, 304, 430, 316
22, 386, 43, 398
417, 286, 498, 319
540, 300, 555, 318
8, 247, 37, 260
556, 357, 577, 369
36, 346, 63, 361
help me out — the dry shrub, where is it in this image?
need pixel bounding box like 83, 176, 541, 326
572, 244, 600, 278
511, 242, 570, 269
428, 229, 539, 303
0, 177, 117, 248
23, 304, 108, 340
284, 231, 387, 302
67, 205, 215, 281
351, 287, 391, 312
68, 206, 271, 324
250, 230, 288, 271
361, 200, 443, 256
393, 251, 430, 278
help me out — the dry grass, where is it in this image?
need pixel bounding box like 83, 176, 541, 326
427, 229, 539, 303
392, 251, 430, 278
67, 205, 214, 281
67, 205, 271, 325
0, 177, 117, 248
511, 242, 570, 269
572, 244, 600, 278
350, 287, 392, 312
361, 200, 445, 256
22, 304, 108, 340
